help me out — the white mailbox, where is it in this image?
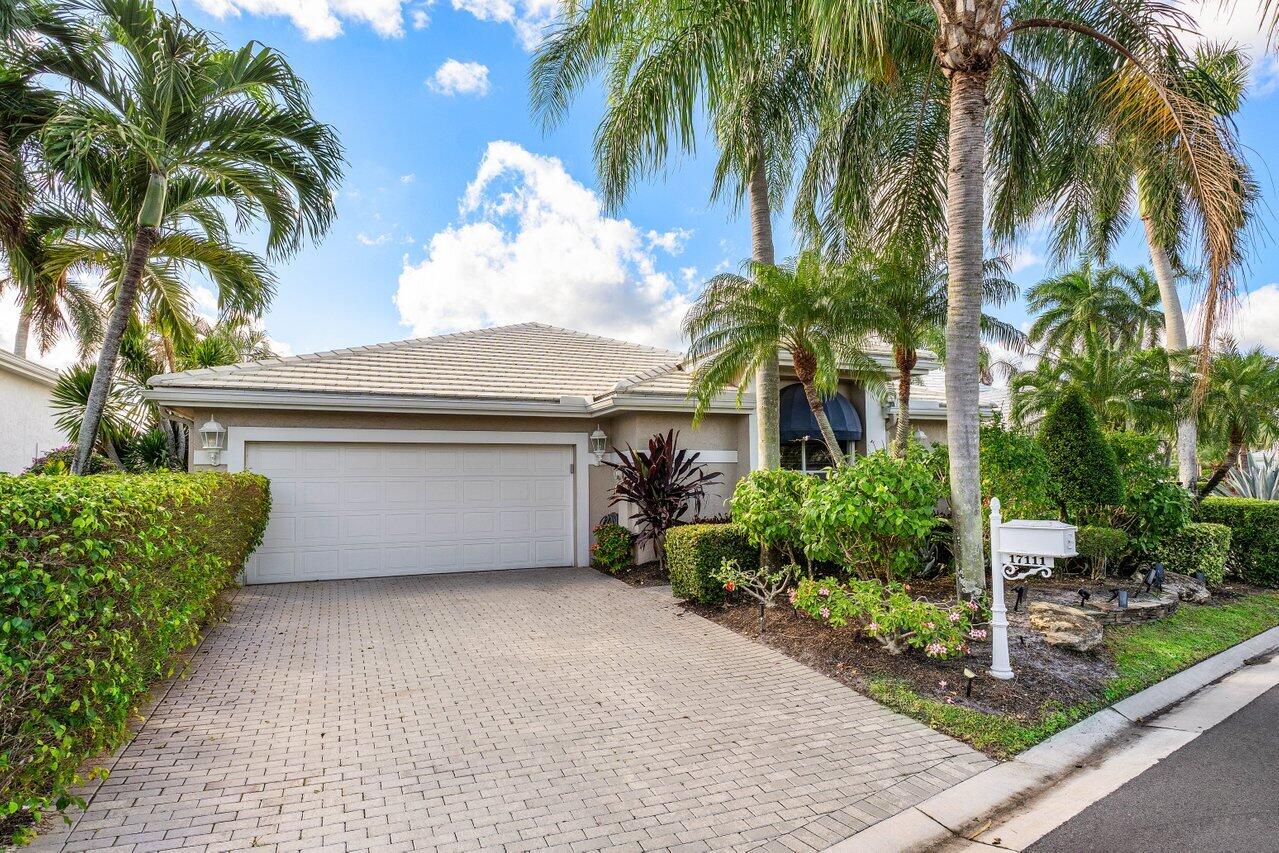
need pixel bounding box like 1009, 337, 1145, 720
998, 519, 1077, 559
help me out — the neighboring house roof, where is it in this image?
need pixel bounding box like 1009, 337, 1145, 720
883, 372, 1000, 419
147, 323, 724, 414
0, 348, 58, 387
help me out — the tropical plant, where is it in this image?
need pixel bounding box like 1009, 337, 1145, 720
1076, 525, 1129, 579
1010, 343, 1175, 432
1037, 388, 1125, 522
728, 468, 813, 570
846, 243, 1024, 453
684, 250, 885, 464
604, 431, 723, 569
1220, 453, 1279, 501
43, 0, 342, 474
978, 418, 1054, 519
532, 1, 830, 470
1025, 262, 1162, 356
713, 559, 797, 633
802, 0, 1249, 596
1194, 345, 1279, 498
590, 521, 635, 574
49, 363, 137, 465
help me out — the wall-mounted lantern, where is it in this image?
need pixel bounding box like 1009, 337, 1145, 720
199, 418, 227, 465
589, 425, 608, 465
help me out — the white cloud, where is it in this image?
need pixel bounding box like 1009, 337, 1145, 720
400, 173, 416, 184
410, 0, 433, 28
680, 266, 699, 286
0, 293, 82, 370
427, 59, 491, 97
647, 227, 693, 255
1188, 283, 1279, 352
357, 231, 393, 246
395, 141, 693, 348
450, 0, 557, 49
1185, 0, 1278, 92
1007, 248, 1044, 275
190, 0, 411, 39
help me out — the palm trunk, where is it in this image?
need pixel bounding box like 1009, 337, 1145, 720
13, 302, 31, 358
72, 226, 157, 474
944, 69, 990, 596
1142, 211, 1197, 489
893, 348, 917, 455
748, 158, 780, 470
1199, 431, 1243, 498
792, 346, 845, 465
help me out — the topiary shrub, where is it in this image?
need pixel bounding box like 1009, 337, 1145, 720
1152, 521, 1232, 585
799, 450, 940, 583
728, 468, 812, 567
665, 523, 757, 604
590, 521, 634, 575
0, 472, 270, 840
1196, 498, 1279, 587
1037, 389, 1125, 521
1076, 525, 1129, 579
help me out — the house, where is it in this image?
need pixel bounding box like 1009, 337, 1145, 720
144, 323, 982, 583
0, 348, 63, 474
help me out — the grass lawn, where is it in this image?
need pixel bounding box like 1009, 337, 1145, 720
866, 593, 1279, 759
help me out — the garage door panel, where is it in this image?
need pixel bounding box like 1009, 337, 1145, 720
245, 440, 576, 583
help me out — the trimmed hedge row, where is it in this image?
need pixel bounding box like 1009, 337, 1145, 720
666, 523, 757, 604
1152, 521, 1232, 586
1196, 498, 1279, 587
0, 472, 270, 839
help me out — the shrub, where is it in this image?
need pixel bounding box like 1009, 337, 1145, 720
23, 445, 119, 475
799, 450, 939, 583
1038, 389, 1125, 521
1196, 498, 1279, 587
665, 523, 757, 604
728, 469, 812, 567
980, 419, 1055, 518
0, 472, 270, 839
1105, 431, 1165, 471
1152, 521, 1232, 585
792, 576, 981, 658
1076, 525, 1129, 579
1117, 475, 1191, 555
713, 559, 797, 632
590, 522, 634, 574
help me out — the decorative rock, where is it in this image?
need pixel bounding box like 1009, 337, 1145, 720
1029, 602, 1105, 652
1163, 571, 1211, 604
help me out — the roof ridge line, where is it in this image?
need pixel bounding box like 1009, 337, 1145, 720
525, 322, 682, 358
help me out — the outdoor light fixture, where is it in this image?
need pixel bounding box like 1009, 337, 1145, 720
199, 418, 227, 465
963, 668, 976, 698
1118, 590, 1129, 609
589, 426, 608, 465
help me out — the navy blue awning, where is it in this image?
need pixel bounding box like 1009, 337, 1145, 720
779, 383, 863, 443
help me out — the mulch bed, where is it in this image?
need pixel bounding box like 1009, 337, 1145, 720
596, 560, 669, 588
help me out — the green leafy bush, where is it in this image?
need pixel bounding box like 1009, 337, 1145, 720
728, 468, 812, 566
1196, 498, 1279, 587
1152, 521, 1232, 585
590, 522, 634, 574
665, 523, 757, 604
799, 450, 939, 582
1038, 389, 1125, 521
1076, 525, 1129, 579
1105, 431, 1164, 470
792, 576, 982, 658
980, 420, 1055, 518
0, 472, 270, 838
23, 445, 119, 475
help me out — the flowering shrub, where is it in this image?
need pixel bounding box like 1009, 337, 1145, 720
590, 521, 634, 574
791, 576, 979, 658
728, 469, 812, 568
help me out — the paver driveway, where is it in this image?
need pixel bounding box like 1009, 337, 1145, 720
32, 568, 993, 853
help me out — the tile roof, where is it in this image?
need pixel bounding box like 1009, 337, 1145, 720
148, 323, 700, 402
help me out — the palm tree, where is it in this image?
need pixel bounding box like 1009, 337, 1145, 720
683, 250, 885, 465
1037, 43, 1253, 487
1194, 345, 1279, 498
1, 219, 103, 358
1025, 262, 1157, 356
804, 0, 1249, 593
847, 244, 1025, 453
532, 0, 832, 470
1010, 344, 1174, 433
41, 0, 342, 474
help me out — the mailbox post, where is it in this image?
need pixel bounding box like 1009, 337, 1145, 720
987, 497, 1077, 680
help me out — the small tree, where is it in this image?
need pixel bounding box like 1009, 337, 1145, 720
1038, 389, 1125, 522
605, 431, 722, 569
728, 469, 813, 573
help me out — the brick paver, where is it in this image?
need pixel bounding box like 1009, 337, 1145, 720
30, 568, 994, 852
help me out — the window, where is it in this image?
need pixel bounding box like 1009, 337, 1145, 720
781, 436, 851, 474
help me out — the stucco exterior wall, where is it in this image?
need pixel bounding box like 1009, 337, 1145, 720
0, 368, 62, 473
911, 419, 949, 446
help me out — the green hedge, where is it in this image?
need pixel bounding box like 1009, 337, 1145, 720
1196, 498, 1279, 587
0, 472, 270, 839
1152, 521, 1232, 585
665, 523, 757, 604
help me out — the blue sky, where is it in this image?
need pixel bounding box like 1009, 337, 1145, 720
6, 0, 1279, 367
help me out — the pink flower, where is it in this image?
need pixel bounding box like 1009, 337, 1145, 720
819, 587, 831, 597
969, 629, 988, 640
788, 589, 797, 604
924, 621, 935, 630
948, 612, 962, 622
820, 607, 831, 619
925, 642, 948, 657
867, 621, 880, 633
945, 696, 957, 705
938, 680, 948, 689
966, 600, 979, 611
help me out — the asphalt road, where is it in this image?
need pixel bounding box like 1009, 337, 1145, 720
1029, 680, 1279, 853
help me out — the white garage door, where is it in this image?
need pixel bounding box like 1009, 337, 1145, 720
244, 441, 575, 584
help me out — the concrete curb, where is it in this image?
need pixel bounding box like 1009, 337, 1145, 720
826, 624, 1279, 853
